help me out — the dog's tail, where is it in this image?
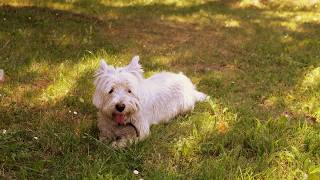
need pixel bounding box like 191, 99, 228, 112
194, 90, 208, 102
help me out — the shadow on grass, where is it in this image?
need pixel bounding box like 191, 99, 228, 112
1, 1, 320, 178
1, 0, 320, 143
0, 5, 117, 76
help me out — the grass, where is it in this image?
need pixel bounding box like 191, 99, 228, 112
1, 0, 320, 179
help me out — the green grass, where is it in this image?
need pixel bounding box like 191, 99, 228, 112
1, 0, 320, 179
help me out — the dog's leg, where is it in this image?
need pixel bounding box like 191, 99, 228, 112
131, 115, 150, 140
136, 124, 150, 140
112, 124, 137, 147
194, 90, 207, 102
98, 127, 114, 142
97, 113, 115, 141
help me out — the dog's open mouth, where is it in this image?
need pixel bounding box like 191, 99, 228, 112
114, 114, 125, 125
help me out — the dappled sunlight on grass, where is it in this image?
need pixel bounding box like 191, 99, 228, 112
224, 18, 240, 27
262, 10, 320, 32
235, 0, 320, 10
1, 0, 320, 178
140, 98, 242, 177
106, 0, 207, 7
282, 66, 320, 123
238, 0, 265, 9
40, 54, 96, 104
39, 51, 146, 104
302, 67, 320, 90
0, 60, 53, 106
2, 0, 208, 8
170, 111, 215, 160
280, 21, 300, 31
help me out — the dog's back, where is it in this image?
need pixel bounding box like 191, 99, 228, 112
139, 72, 206, 125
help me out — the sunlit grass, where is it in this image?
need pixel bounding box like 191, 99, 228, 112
237, 0, 320, 10
302, 67, 320, 90
40, 55, 96, 103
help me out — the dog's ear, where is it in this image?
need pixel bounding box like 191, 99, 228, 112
100, 59, 108, 70
93, 59, 113, 109
92, 90, 103, 109
125, 56, 143, 74
97, 59, 115, 74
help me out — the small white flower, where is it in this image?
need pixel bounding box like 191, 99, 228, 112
3, 18, 6, 21
68, 110, 71, 113
73, 111, 78, 115
2, 129, 6, 134
33, 137, 38, 140
133, 170, 139, 175
28, 17, 31, 20
139, 178, 144, 180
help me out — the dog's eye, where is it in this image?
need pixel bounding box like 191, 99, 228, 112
128, 89, 131, 93
108, 89, 114, 94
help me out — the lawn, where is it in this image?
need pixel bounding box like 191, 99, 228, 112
1, 0, 320, 179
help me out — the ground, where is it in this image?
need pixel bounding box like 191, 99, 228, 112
1, 0, 320, 179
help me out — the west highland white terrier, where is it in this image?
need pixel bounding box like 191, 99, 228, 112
93, 56, 207, 147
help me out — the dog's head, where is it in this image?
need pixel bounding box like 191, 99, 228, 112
93, 56, 143, 125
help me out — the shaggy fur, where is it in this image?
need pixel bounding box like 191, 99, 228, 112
96, 111, 138, 147
93, 56, 206, 147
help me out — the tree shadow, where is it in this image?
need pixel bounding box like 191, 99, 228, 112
1, 0, 320, 141
1, 1, 320, 177
0, 5, 117, 78
1, 0, 320, 137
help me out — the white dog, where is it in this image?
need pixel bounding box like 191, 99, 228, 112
93, 56, 207, 147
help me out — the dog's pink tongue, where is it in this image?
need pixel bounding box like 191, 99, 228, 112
115, 114, 125, 124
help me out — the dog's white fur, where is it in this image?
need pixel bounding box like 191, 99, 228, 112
93, 56, 206, 146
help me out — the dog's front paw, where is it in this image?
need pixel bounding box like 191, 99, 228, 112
111, 140, 127, 148
111, 138, 136, 148
99, 133, 114, 142
99, 136, 111, 142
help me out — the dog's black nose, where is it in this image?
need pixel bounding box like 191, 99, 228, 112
115, 103, 125, 112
